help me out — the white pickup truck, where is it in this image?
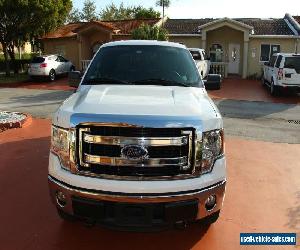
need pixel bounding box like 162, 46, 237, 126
188, 48, 210, 79
262, 53, 300, 96
49, 40, 226, 231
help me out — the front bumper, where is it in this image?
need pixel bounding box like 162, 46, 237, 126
48, 175, 226, 230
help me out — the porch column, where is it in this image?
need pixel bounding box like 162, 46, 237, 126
243, 32, 249, 79
201, 31, 207, 50
78, 34, 82, 71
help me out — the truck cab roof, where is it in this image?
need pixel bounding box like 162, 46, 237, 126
101, 40, 187, 49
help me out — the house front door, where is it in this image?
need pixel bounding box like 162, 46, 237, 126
228, 43, 240, 74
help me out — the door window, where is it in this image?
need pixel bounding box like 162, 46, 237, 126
209, 44, 223, 62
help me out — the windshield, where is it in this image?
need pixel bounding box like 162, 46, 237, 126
83, 45, 203, 87
284, 56, 300, 70
31, 57, 45, 63
189, 50, 202, 60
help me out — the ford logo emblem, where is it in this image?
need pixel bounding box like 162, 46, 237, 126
121, 145, 149, 160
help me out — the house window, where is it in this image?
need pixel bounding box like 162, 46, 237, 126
209, 44, 223, 62
260, 44, 280, 62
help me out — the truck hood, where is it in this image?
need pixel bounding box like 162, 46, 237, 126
54, 85, 222, 131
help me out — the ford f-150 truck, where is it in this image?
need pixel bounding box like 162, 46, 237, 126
49, 40, 226, 231
188, 48, 210, 79
262, 53, 300, 96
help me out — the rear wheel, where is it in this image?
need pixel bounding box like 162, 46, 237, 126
49, 69, 56, 81
270, 80, 280, 96
261, 76, 267, 86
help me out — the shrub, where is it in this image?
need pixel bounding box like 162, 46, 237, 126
132, 24, 168, 41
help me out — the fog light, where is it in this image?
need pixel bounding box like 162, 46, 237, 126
205, 195, 217, 211
56, 191, 67, 208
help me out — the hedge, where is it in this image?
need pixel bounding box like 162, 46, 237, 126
0, 59, 31, 72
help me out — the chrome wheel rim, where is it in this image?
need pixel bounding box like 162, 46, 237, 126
50, 71, 55, 81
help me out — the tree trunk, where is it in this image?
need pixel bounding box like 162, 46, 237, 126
1, 43, 10, 76
162, 2, 165, 27
8, 43, 18, 74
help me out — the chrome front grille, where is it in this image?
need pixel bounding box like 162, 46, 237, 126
77, 125, 195, 179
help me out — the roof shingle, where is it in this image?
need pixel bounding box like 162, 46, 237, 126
43, 18, 160, 39
165, 18, 294, 35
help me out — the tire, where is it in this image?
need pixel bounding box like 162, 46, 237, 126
57, 209, 76, 222
49, 69, 56, 81
270, 80, 280, 96
70, 66, 75, 72
261, 76, 267, 86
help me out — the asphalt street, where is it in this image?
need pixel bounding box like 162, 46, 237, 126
0, 87, 299, 143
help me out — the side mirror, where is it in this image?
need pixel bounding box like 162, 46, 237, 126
204, 74, 222, 90
68, 71, 81, 87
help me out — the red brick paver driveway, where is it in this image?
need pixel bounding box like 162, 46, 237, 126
0, 77, 74, 91
0, 119, 298, 250
208, 78, 300, 104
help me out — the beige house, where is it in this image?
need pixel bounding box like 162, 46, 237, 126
42, 19, 161, 71
42, 14, 300, 78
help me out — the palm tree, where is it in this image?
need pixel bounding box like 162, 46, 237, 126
156, 0, 170, 21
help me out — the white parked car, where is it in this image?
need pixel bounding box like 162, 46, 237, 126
28, 55, 75, 81
49, 41, 226, 231
262, 53, 300, 96
188, 48, 210, 79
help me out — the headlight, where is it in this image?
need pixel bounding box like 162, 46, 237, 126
51, 126, 75, 171
196, 129, 224, 174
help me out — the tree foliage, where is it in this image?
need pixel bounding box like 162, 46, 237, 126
80, 0, 98, 21
100, 3, 133, 21
99, 3, 161, 21
67, 8, 82, 23
0, 0, 72, 75
132, 24, 168, 41
134, 7, 161, 19
156, 0, 171, 19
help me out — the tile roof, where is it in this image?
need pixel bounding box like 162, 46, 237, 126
293, 16, 300, 24
237, 18, 294, 35
104, 18, 160, 34
43, 23, 85, 39
43, 18, 160, 39
165, 18, 295, 35
164, 19, 213, 34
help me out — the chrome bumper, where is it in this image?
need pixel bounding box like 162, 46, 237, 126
48, 175, 226, 221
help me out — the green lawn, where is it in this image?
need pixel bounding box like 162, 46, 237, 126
0, 73, 29, 84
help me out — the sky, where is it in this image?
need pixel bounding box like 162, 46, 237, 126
73, 0, 300, 19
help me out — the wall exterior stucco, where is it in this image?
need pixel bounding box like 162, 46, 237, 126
168, 36, 202, 48
43, 38, 80, 69
247, 37, 297, 77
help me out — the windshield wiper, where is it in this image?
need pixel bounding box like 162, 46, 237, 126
83, 77, 131, 85
132, 78, 190, 87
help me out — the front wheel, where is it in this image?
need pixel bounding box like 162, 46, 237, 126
49, 69, 56, 81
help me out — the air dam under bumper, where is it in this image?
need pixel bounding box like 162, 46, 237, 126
48, 176, 226, 230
